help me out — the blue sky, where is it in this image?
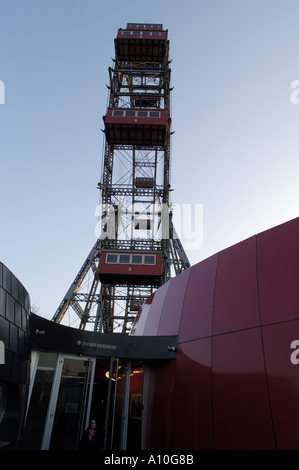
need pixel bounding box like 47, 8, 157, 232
1, 0, 299, 318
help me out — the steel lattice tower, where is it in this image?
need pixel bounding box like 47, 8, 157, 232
52, 23, 190, 333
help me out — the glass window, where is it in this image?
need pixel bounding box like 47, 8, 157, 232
144, 255, 156, 265
131, 255, 143, 264
149, 111, 160, 118
137, 111, 148, 117
125, 110, 136, 117
112, 110, 124, 117
152, 32, 161, 36
49, 358, 94, 451
132, 31, 141, 36
21, 353, 58, 450
119, 254, 130, 264
106, 254, 118, 264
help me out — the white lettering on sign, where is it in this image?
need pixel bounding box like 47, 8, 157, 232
77, 340, 117, 350
0, 341, 5, 365
290, 340, 299, 365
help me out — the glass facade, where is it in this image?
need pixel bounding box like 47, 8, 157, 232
0, 262, 31, 450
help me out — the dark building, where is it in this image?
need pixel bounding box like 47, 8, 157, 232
0, 262, 31, 450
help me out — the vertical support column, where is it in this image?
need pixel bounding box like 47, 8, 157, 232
104, 357, 119, 450
119, 362, 131, 450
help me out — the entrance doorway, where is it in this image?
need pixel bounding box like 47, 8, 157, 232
41, 354, 96, 450
90, 358, 144, 450
23, 352, 146, 450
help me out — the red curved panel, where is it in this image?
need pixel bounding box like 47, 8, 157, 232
213, 236, 260, 335
258, 217, 299, 325
157, 268, 191, 336
212, 329, 275, 450
173, 339, 213, 450
130, 292, 156, 336
141, 216, 299, 449
179, 254, 218, 342
263, 321, 299, 450
146, 361, 176, 450
142, 281, 170, 336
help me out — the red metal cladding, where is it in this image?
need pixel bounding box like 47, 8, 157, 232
145, 361, 176, 450
173, 339, 213, 450
212, 329, 275, 450
139, 282, 170, 336
157, 268, 191, 336
262, 321, 299, 450
213, 235, 260, 335
178, 253, 218, 342
131, 216, 299, 449
257, 217, 299, 325
130, 292, 156, 336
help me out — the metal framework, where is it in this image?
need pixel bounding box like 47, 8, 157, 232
52, 23, 190, 333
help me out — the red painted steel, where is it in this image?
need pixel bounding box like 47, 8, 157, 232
131, 216, 299, 450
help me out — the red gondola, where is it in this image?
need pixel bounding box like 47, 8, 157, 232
104, 108, 167, 146
116, 24, 167, 63
135, 177, 154, 188
98, 250, 163, 286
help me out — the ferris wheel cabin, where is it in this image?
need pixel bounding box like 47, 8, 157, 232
104, 108, 167, 146
116, 23, 167, 63
98, 250, 163, 286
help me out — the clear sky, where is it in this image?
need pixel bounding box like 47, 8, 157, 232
1, 0, 299, 319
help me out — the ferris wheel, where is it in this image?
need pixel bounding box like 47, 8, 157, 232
52, 23, 190, 333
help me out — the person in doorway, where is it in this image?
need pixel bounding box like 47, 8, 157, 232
79, 419, 101, 450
